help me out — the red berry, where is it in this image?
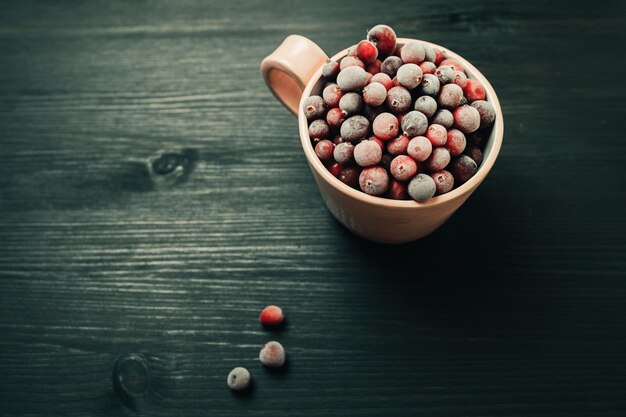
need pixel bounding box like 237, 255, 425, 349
386, 134, 410, 155
356, 40, 378, 64
340, 55, 365, 70
259, 305, 284, 326
363, 82, 387, 107
400, 41, 426, 64
425, 147, 451, 172
322, 60, 340, 80
333, 142, 354, 164
386, 86, 412, 114
390, 155, 418, 181
434, 49, 445, 66
419, 61, 437, 75
309, 119, 329, 139
369, 136, 385, 151
365, 59, 382, 75
407, 136, 432, 162
437, 83, 464, 109
314, 139, 335, 162
338, 166, 360, 188
463, 79, 486, 102
445, 129, 467, 156
328, 162, 342, 177
450, 155, 477, 183
367, 24, 397, 57
439, 58, 464, 72
426, 124, 448, 146
322, 83, 343, 107
359, 166, 389, 196
452, 71, 468, 89
430, 170, 454, 194
354, 140, 382, 167
453, 105, 481, 133
470, 100, 496, 128
387, 179, 408, 200
372, 112, 399, 140
463, 145, 483, 166
326, 107, 346, 129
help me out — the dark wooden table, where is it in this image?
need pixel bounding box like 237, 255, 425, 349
1, 1, 625, 416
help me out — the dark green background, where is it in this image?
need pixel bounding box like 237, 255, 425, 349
1, 1, 625, 416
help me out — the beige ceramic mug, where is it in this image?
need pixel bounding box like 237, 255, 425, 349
261, 35, 504, 244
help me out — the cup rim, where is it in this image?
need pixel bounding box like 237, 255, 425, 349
298, 37, 504, 208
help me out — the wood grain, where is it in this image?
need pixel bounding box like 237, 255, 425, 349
1, 0, 626, 416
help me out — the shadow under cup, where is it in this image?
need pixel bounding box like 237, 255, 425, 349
269, 37, 504, 244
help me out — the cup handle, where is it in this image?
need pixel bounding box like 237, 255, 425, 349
261, 35, 329, 117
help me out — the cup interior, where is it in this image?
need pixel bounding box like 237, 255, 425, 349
299, 38, 504, 208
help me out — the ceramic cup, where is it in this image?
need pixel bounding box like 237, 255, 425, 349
261, 35, 504, 244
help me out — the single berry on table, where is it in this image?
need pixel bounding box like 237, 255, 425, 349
259, 305, 284, 326
259, 341, 286, 368
227, 367, 251, 391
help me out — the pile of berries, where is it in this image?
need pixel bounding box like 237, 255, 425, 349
304, 24, 496, 202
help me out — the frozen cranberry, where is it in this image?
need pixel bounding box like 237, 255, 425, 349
314, 139, 335, 162
322, 83, 343, 107
359, 166, 389, 196
390, 155, 418, 181
367, 24, 397, 57
340, 115, 370, 142
386, 134, 410, 155
425, 147, 451, 172
453, 105, 481, 133
339, 166, 360, 188
419, 61, 437, 75
435, 65, 455, 84
380, 153, 393, 172
452, 71, 468, 89
333, 142, 354, 164
332, 134, 345, 145
356, 40, 378, 64
422, 43, 436, 63
354, 140, 382, 167
365, 59, 382, 75
387, 179, 408, 200
419, 73, 440, 96
401, 111, 428, 138
440, 58, 464, 72
468, 130, 487, 147
463, 79, 486, 102
309, 119, 329, 139
463, 145, 483, 166
400, 41, 426, 64
396, 64, 423, 89
369, 136, 385, 151
341, 56, 365, 71
430, 170, 454, 194
434, 49, 445, 65
363, 104, 385, 122
259, 305, 285, 326
445, 129, 467, 156
337, 66, 369, 92
326, 107, 346, 129
431, 109, 454, 129
259, 341, 286, 368
370, 73, 392, 91
470, 100, 496, 128
450, 155, 478, 183
372, 112, 399, 140
407, 136, 432, 162
339, 92, 363, 116
386, 86, 412, 114
437, 83, 464, 109
322, 60, 340, 81
302, 95, 325, 120
363, 82, 387, 107
408, 174, 436, 202
413, 95, 438, 118
381, 56, 403, 78
426, 124, 447, 146
227, 367, 251, 391
328, 162, 342, 177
